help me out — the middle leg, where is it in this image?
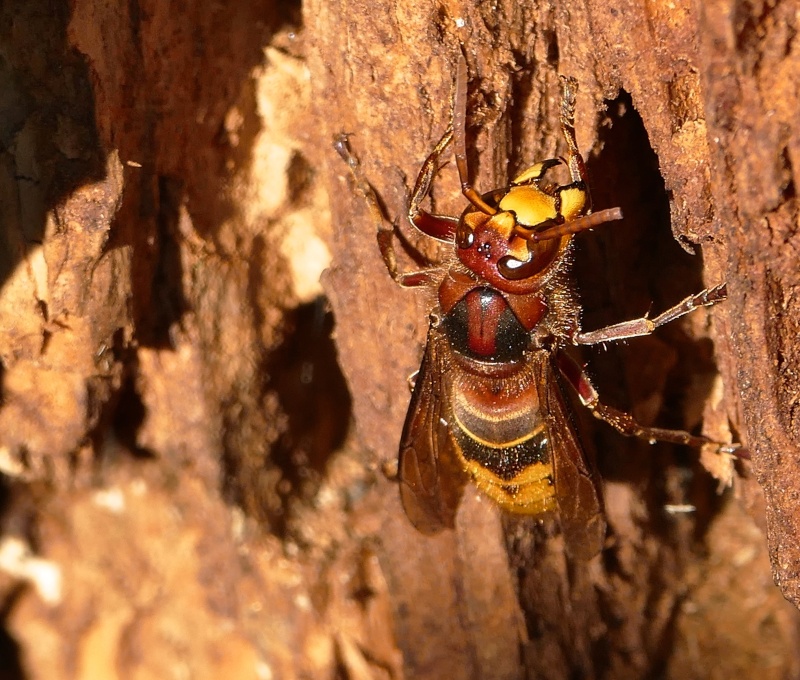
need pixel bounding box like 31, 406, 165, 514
571, 284, 728, 346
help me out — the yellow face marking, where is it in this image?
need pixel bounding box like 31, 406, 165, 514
485, 211, 517, 240
559, 186, 587, 220
512, 161, 548, 184
498, 186, 557, 228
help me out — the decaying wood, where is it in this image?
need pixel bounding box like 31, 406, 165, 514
311, 0, 800, 677
0, 0, 799, 677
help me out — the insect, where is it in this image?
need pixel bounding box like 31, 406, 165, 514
337, 56, 740, 558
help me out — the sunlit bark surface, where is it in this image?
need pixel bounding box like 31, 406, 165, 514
0, 0, 799, 678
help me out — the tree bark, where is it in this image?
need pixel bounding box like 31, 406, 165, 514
310, 0, 800, 677
0, 0, 799, 678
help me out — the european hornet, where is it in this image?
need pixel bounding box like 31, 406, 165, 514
337, 57, 741, 558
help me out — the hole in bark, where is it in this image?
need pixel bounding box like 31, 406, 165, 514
276, 0, 302, 29
576, 90, 725, 541
0, 583, 27, 680
110, 371, 155, 460
543, 29, 560, 65
285, 151, 314, 206
147, 176, 190, 349
0, 627, 25, 680
780, 146, 796, 202
0, 625, 25, 680
88, 329, 154, 461
266, 296, 352, 537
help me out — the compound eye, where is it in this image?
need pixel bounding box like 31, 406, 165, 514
456, 222, 475, 249
497, 236, 562, 281
497, 254, 534, 280
457, 210, 490, 249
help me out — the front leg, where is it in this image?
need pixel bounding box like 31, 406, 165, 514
334, 133, 438, 288
452, 53, 496, 216
572, 284, 728, 345
407, 127, 460, 241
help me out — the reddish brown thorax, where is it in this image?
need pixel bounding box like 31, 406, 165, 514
439, 269, 548, 337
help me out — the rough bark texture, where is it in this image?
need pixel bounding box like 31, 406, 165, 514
0, 0, 799, 678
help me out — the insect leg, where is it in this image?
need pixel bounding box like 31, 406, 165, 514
558, 75, 589, 189
452, 54, 496, 216
334, 133, 438, 288
572, 284, 728, 345
407, 127, 461, 240
555, 349, 745, 457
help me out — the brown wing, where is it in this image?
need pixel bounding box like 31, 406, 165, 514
540, 355, 606, 559
398, 323, 467, 534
